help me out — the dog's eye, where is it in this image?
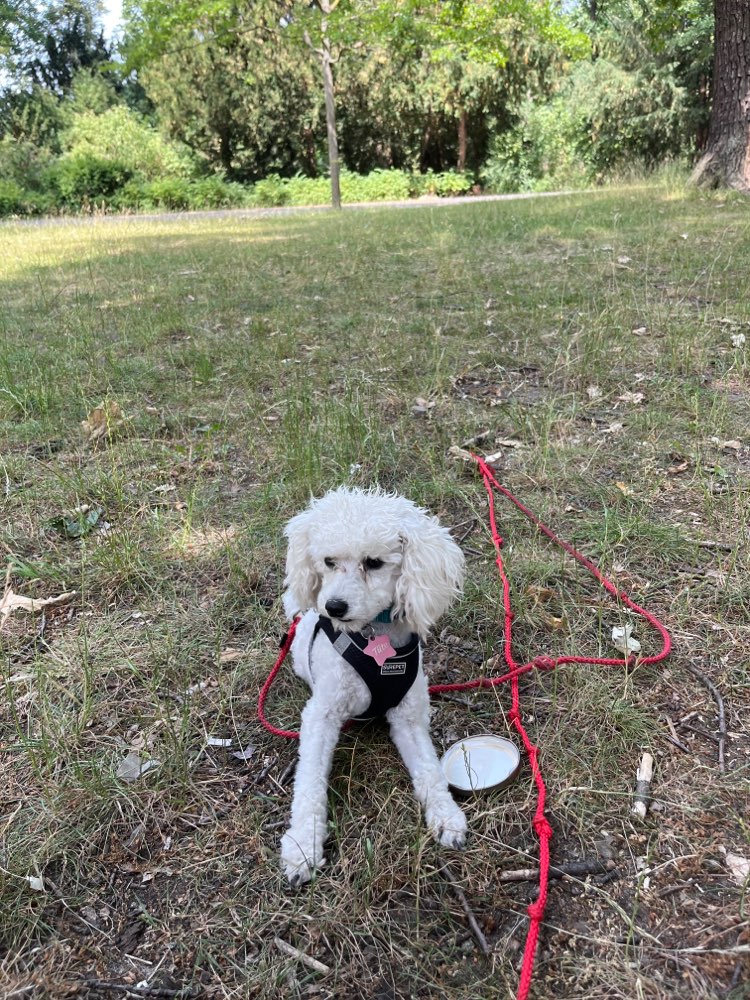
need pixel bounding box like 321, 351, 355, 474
324, 557, 336, 569
364, 557, 384, 571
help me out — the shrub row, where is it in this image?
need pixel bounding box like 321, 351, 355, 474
0, 156, 475, 218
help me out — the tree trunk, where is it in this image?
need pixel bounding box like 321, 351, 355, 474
320, 31, 341, 209
457, 108, 468, 173
692, 0, 750, 191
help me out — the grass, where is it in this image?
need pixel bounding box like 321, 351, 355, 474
1, 183, 750, 1000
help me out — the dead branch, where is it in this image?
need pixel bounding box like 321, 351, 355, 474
498, 859, 617, 883
631, 752, 654, 819
273, 936, 331, 975
685, 537, 734, 552
682, 662, 727, 773
442, 863, 491, 956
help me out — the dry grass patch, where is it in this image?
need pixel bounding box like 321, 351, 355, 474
1, 186, 749, 999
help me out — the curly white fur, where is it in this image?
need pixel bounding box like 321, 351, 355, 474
280, 486, 467, 885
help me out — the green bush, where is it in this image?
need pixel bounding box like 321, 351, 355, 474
63, 107, 194, 180
252, 174, 290, 207
189, 176, 247, 209
46, 154, 134, 209
341, 168, 411, 202
140, 177, 192, 210
481, 98, 588, 194
109, 179, 147, 211
0, 180, 27, 217
250, 169, 428, 208
285, 174, 332, 206
416, 171, 473, 197
0, 136, 57, 192
565, 59, 692, 177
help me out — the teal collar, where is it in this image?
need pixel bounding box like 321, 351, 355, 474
373, 607, 393, 624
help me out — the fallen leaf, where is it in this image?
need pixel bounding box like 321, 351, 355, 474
539, 611, 567, 631
617, 391, 645, 405
0, 587, 76, 629
25, 875, 45, 892
731, 333, 746, 348
82, 401, 125, 443
722, 440, 742, 452
232, 743, 257, 762
615, 481, 634, 497
412, 397, 435, 417
586, 385, 603, 400
721, 848, 750, 886
632, 326, 649, 336
219, 647, 244, 664
116, 751, 161, 782
602, 422, 624, 435
668, 461, 689, 476
525, 585, 553, 604
612, 624, 641, 655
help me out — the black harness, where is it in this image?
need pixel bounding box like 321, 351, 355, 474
312, 616, 421, 720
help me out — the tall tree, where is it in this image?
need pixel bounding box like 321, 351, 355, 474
692, 0, 750, 190
21, 1, 111, 94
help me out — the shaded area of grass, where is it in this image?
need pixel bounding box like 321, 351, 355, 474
1, 185, 749, 999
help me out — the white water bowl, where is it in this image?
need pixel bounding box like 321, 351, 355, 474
441, 734, 521, 795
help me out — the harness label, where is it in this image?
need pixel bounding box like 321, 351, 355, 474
380, 662, 406, 675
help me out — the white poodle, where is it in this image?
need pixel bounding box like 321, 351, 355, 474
279, 486, 468, 885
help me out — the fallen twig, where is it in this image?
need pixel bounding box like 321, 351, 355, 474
442, 863, 491, 956
82, 981, 198, 998
680, 722, 720, 744
273, 936, 331, 975
685, 537, 734, 552
498, 859, 617, 883
631, 752, 654, 819
682, 662, 727, 773
663, 716, 691, 754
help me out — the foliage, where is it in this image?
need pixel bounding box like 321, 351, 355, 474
109, 174, 249, 211
0, 178, 27, 215
18, 1, 113, 94
416, 169, 473, 196
0, 0, 720, 209
46, 153, 134, 208
0, 82, 65, 148
62, 105, 194, 178
481, 97, 587, 192
564, 56, 694, 176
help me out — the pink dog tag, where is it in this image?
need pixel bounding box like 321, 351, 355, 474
363, 634, 397, 667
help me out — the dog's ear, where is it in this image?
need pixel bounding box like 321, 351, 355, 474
282, 508, 320, 616
393, 511, 465, 637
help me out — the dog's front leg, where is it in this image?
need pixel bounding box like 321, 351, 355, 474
281, 696, 347, 886
388, 676, 467, 849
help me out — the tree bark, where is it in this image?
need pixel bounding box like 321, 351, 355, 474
692, 0, 750, 191
307, 1, 341, 209
320, 30, 341, 209
457, 108, 468, 173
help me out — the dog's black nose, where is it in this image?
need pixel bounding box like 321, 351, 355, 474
325, 598, 349, 619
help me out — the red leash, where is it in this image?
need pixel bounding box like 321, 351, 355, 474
258, 456, 672, 1000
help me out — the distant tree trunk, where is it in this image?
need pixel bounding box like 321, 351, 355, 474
307, 0, 341, 209
320, 31, 341, 209
692, 0, 750, 191
457, 109, 468, 172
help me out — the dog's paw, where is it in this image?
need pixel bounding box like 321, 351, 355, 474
280, 829, 324, 887
426, 799, 468, 850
